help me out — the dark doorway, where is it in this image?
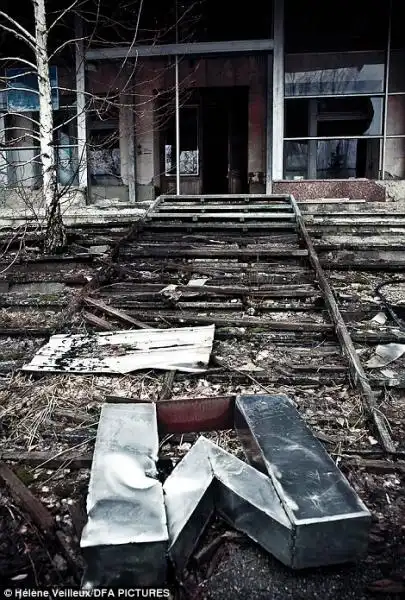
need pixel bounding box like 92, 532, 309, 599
202, 87, 248, 194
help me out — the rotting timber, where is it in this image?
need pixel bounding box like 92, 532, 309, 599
0, 195, 404, 453
0, 195, 405, 592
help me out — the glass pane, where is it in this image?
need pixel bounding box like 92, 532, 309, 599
3, 148, 42, 187
389, 50, 405, 93
284, 142, 308, 180
165, 106, 199, 176
285, 97, 383, 137
384, 139, 405, 179
387, 96, 405, 135
285, 52, 385, 96
56, 144, 79, 186
284, 138, 380, 179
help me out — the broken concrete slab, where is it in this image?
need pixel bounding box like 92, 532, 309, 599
81, 403, 168, 587
22, 325, 215, 374
235, 394, 371, 568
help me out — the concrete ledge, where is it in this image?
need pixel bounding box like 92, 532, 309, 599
273, 179, 387, 202
0, 206, 151, 229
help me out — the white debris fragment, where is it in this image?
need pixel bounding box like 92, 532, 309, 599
366, 343, 405, 369
370, 312, 387, 325
187, 278, 208, 287
22, 326, 215, 375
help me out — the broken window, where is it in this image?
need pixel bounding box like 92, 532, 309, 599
284, 138, 380, 180
284, 53, 384, 180
285, 52, 385, 97
0, 88, 80, 187
53, 95, 79, 187
165, 106, 199, 176
88, 101, 121, 185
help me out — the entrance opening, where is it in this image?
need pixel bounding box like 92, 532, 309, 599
202, 87, 249, 194
159, 87, 249, 195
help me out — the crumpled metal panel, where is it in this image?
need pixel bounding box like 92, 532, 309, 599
235, 394, 371, 568
81, 403, 168, 587
22, 325, 215, 374
163, 437, 215, 571
164, 436, 293, 571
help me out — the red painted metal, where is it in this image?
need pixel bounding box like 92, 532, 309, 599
106, 394, 235, 432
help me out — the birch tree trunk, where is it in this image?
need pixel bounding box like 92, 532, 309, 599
32, 0, 66, 253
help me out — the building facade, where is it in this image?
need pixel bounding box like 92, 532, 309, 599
1, 0, 404, 204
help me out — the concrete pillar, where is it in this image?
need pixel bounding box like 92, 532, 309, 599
75, 15, 88, 192
308, 99, 317, 179
248, 82, 266, 193
135, 87, 156, 201
272, 0, 285, 181
119, 96, 136, 202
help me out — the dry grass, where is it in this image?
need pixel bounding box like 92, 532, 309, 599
0, 371, 162, 451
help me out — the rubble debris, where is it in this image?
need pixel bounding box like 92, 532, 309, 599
22, 325, 215, 374
365, 343, 405, 369
0, 462, 55, 533
80, 403, 168, 588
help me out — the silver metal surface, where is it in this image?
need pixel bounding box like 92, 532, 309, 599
81, 403, 168, 587
22, 326, 215, 374
163, 437, 215, 570
164, 436, 293, 571
235, 394, 371, 567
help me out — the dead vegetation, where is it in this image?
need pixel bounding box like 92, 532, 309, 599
0, 200, 405, 595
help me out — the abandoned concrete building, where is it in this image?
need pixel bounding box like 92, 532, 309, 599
1, 0, 405, 208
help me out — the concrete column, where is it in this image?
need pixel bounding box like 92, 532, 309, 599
75, 15, 88, 192
308, 99, 317, 179
119, 95, 136, 202
248, 82, 266, 193
135, 87, 156, 201
272, 0, 284, 181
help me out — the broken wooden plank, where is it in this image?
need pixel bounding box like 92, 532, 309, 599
82, 311, 115, 331
121, 247, 306, 259
291, 196, 396, 454
120, 311, 332, 332
0, 451, 93, 469
343, 459, 405, 475
83, 296, 150, 329
0, 462, 55, 532
159, 370, 176, 400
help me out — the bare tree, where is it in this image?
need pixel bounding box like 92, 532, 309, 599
33, 0, 65, 251
0, 0, 201, 256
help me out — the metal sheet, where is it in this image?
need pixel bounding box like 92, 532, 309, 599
81, 403, 168, 587
163, 437, 215, 570
22, 325, 215, 374
209, 440, 293, 567
164, 436, 293, 571
235, 394, 371, 567
157, 396, 234, 433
